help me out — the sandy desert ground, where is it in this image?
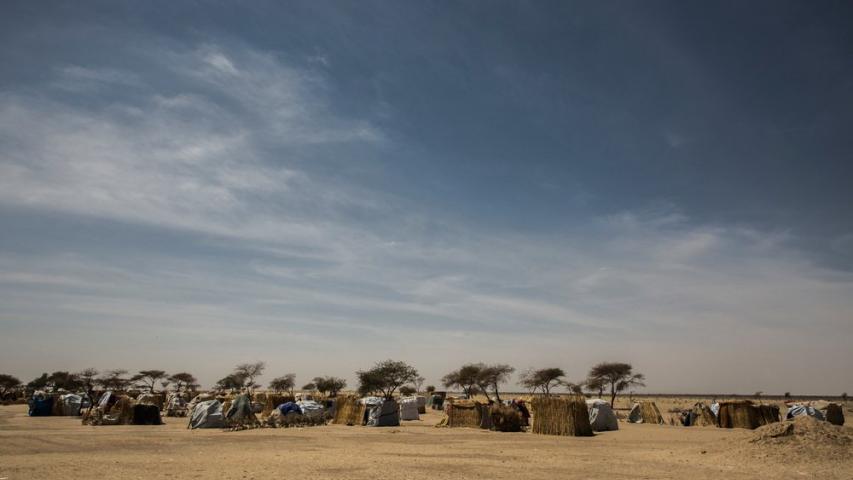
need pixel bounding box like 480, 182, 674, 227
1, 401, 851, 480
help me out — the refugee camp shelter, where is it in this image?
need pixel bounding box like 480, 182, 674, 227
530, 396, 593, 437
586, 399, 618, 431
332, 396, 366, 425
627, 401, 665, 424
224, 394, 259, 427
786, 405, 826, 421
56, 394, 83, 416
188, 400, 225, 429
365, 398, 400, 427
399, 396, 420, 421
681, 402, 716, 427
442, 399, 491, 429
715, 400, 779, 429
28, 392, 54, 416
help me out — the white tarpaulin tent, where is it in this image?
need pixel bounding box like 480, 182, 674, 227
586, 399, 618, 431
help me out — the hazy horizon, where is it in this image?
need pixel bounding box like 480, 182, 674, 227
1, 1, 852, 395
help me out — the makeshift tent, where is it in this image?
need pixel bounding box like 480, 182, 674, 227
187, 393, 216, 415
132, 404, 163, 425
442, 400, 491, 429
416, 396, 427, 414
366, 399, 400, 427
188, 400, 225, 429
136, 393, 163, 409
297, 400, 324, 418
164, 393, 188, 417
278, 402, 302, 415
489, 404, 524, 432
530, 396, 593, 437
716, 401, 779, 429
224, 394, 258, 427
28, 393, 54, 416
332, 396, 366, 425
399, 397, 420, 421
681, 402, 716, 427
627, 401, 665, 424
84, 396, 135, 425
824, 403, 844, 426
586, 399, 618, 431
430, 393, 446, 410
786, 405, 826, 421
57, 394, 83, 416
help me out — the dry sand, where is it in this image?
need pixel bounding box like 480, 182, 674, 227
1, 403, 851, 479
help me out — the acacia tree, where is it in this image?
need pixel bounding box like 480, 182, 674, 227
313, 376, 347, 397
587, 362, 645, 407
269, 374, 296, 395
519, 368, 566, 396
168, 372, 198, 392
216, 374, 245, 391
475, 364, 515, 403
0, 374, 21, 398
98, 369, 131, 391
302, 383, 317, 393
131, 370, 167, 392
356, 360, 419, 399
584, 376, 606, 398
442, 364, 483, 399
413, 376, 425, 394
233, 362, 266, 392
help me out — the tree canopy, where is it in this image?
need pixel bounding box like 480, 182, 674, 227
268, 374, 296, 395
356, 360, 418, 399
131, 370, 167, 392
313, 376, 347, 397
519, 367, 565, 395
587, 362, 645, 407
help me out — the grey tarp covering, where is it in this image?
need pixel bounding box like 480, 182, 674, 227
58, 394, 83, 416
586, 399, 618, 431
98, 391, 115, 410
188, 400, 225, 429
297, 400, 324, 418
399, 397, 420, 421
225, 394, 256, 425
786, 405, 826, 421
366, 399, 400, 426
627, 403, 643, 423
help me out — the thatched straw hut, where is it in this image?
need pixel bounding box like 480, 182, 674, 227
686, 402, 716, 427
530, 396, 593, 437
332, 395, 366, 426
716, 400, 779, 429
627, 401, 664, 424
444, 400, 492, 429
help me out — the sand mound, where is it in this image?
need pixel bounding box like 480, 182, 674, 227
750, 416, 852, 448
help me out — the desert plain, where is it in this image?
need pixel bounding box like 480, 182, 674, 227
2, 396, 851, 480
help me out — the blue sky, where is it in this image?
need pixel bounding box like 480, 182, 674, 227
1, 1, 851, 393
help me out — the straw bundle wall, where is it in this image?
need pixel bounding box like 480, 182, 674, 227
530, 396, 593, 437
332, 396, 365, 426
445, 400, 485, 428
716, 401, 779, 429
